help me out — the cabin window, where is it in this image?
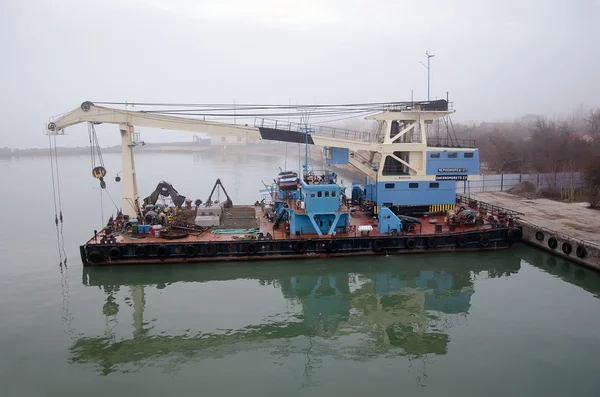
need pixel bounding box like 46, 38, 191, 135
328, 220, 332, 227
310, 192, 315, 198
325, 191, 330, 198
464, 152, 474, 158
332, 191, 336, 197
409, 183, 419, 188
448, 152, 458, 158
385, 183, 395, 189
430, 153, 440, 158
382, 154, 406, 176
317, 191, 322, 198
429, 182, 440, 188
319, 220, 323, 227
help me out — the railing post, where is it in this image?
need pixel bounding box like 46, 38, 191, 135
500, 174, 504, 191
275, 120, 278, 129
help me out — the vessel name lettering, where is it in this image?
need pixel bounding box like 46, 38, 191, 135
438, 168, 468, 172
436, 175, 468, 181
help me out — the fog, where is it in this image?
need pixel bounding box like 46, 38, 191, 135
1, 0, 599, 148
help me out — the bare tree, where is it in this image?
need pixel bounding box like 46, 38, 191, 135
478, 130, 525, 173
584, 109, 600, 137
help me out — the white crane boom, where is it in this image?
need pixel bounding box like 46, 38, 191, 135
48, 102, 376, 150
47, 100, 457, 218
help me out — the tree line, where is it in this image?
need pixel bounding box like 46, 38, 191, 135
453, 108, 600, 207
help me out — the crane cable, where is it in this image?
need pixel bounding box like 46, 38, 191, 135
53, 135, 67, 263
88, 123, 106, 226
88, 123, 119, 227
46, 132, 75, 340
48, 133, 67, 266
88, 123, 106, 182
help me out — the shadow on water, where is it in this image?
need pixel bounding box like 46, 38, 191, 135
64, 250, 529, 383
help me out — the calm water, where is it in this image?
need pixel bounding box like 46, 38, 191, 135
1, 152, 600, 396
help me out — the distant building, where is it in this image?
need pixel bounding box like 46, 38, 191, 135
210, 135, 247, 146
192, 135, 211, 146
571, 132, 597, 143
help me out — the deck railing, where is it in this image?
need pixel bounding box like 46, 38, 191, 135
456, 194, 524, 217
254, 118, 374, 142
427, 137, 476, 148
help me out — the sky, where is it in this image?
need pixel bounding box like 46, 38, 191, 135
1, 0, 599, 148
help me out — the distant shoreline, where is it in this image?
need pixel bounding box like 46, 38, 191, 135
0, 142, 291, 158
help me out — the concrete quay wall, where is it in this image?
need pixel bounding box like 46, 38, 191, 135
470, 192, 600, 271
517, 219, 600, 271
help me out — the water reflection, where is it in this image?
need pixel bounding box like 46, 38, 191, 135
512, 245, 600, 299
68, 252, 525, 381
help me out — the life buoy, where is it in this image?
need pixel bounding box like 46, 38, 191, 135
508, 228, 522, 240
88, 250, 103, 263
576, 245, 587, 258
108, 247, 121, 260
185, 244, 197, 257
479, 235, 490, 248
548, 237, 558, 249
157, 245, 169, 257
135, 245, 147, 257
327, 240, 338, 253
372, 239, 384, 252
247, 242, 259, 255
426, 237, 437, 249
561, 241, 572, 255
406, 238, 416, 250
294, 241, 307, 253
456, 236, 467, 248
535, 231, 544, 241
205, 243, 217, 257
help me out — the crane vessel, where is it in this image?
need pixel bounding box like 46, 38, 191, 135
47, 100, 523, 266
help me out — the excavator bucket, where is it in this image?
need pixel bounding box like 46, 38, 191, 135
206, 178, 233, 208
143, 181, 186, 207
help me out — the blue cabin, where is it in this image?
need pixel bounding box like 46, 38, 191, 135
268, 170, 351, 236
290, 181, 349, 236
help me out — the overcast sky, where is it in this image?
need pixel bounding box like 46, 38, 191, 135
1, 0, 599, 148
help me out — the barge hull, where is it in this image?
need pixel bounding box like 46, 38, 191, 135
80, 227, 522, 266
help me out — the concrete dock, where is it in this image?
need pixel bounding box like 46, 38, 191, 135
471, 192, 600, 270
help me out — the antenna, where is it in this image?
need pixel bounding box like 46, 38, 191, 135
299, 108, 313, 177
420, 51, 435, 101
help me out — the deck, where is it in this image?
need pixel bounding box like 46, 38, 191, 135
87, 203, 501, 246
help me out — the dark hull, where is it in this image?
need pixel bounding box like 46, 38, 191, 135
80, 226, 522, 266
